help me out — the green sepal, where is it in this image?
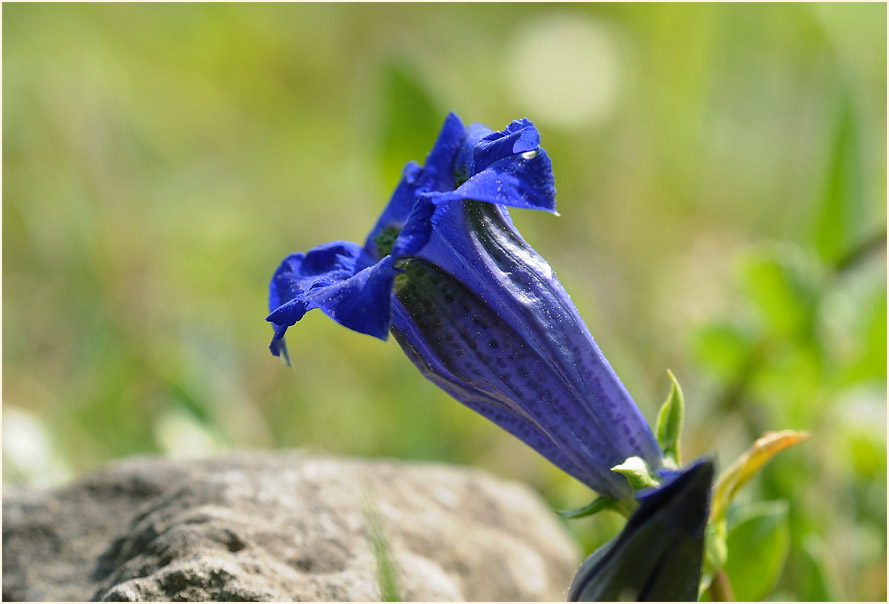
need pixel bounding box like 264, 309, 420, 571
612, 456, 660, 490
557, 496, 633, 520
655, 369, 684, 467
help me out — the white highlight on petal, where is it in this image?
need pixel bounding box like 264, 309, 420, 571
507, 15, 622, 128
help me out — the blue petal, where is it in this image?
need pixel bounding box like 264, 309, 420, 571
298, 241, 365, 277
267, 297, 309, 333
431, 148, 557, 213
387, 147, 556, 267
268, 252, 306, 314
364, 113, 466, 260
363, 161, 424, 262
472, 118, 540, 173
267, 240, 386, 356
390, 195, 437, 259
422, 111, 467, 190
302, 256, 397, 340
268, 248, 350, 360
454, 123, 495, 180
269, 320, 294, 363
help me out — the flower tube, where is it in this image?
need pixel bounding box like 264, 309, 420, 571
267, 113, 662, 501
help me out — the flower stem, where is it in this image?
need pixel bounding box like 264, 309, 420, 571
709, 569, 736, 602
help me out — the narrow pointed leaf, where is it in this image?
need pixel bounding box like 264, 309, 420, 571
812, 89, 868, 264
655, 369, 684, 466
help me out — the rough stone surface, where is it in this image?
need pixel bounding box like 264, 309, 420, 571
3, 451, 580, 601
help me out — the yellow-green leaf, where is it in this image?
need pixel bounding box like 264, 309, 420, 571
711, 430, 810, 522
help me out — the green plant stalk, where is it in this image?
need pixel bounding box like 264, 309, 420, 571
364, 494, 401, 602
709, 569, 736, 602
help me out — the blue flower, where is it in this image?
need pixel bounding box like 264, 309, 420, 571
567, 459, 715, 601
267, 113, 663, 501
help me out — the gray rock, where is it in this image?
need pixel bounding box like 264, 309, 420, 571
3, 451, 580, 601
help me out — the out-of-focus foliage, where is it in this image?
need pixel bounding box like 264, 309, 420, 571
3, 4, 885, 600
724, 500, 791, 602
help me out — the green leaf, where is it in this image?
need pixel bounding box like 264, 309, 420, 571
377, 60, 442, 181
724, 500, 790, 601
655, 369, 684, 466
843, 288, 888, 384
811, 90, 868, 264
739, 248, 822, 341
796, 533, 839, 601
691, 321, 756, 382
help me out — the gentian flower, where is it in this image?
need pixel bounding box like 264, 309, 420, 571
567, 459, 715, 601
267, 113, 663, 501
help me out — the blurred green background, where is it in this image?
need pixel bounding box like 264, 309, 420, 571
3, 3, 886, 601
